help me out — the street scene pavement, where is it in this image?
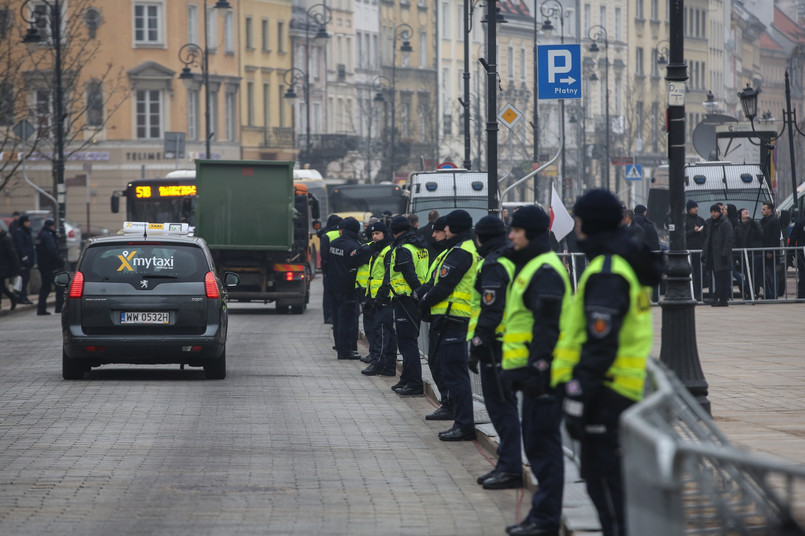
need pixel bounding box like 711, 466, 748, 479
1, 277, 804, 535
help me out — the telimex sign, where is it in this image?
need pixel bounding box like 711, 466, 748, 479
537, 44, 582, 100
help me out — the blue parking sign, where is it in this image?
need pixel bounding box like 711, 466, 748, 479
538, 44, 582, 100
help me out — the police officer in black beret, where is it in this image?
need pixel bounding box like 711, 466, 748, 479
328, 217, 364, 360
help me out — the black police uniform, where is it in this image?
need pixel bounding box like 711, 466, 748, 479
327, 223, 363, 359
369, 245, 398, 374
418, 228, 476, 437
391, 229, 429, 394
319, 214, 343, 324
470, 233, 523, 482
35, 223, 65, 315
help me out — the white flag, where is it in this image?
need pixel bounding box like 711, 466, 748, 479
550, 183, 575, 241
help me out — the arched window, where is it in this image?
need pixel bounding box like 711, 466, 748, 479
86, 80, 103, 127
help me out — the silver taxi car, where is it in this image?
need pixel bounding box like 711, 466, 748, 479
55, 222, 238, 380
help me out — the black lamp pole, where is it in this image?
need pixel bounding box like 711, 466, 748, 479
486, 2, 500, 214
178, 0, 233, 160
532, 0, 539, 190
21, 0, 66, 258
659, 0, 709, 413
390, 24, 413, 181
462, 0, 472, 170
541, 0, 565, 198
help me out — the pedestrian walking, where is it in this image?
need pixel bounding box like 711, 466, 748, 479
734, 208, 762, 299
552, 189, 663, 536
35, 219, 65, 315
500, 205, 572, 536
327, 217, 363, 360
685, 200, 705, 301
358, 221, 398, 376
468, 215, 523, 492
702, 203, 734, 307
0, 220, 21, 310
12, 214, 35, 305
388, 216, 430, 396
415, 209, 480, 441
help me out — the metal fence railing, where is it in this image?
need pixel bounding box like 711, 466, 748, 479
621, 360, 805, 535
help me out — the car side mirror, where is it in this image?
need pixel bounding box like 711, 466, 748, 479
224, 272, 239, 287
54, 271, 71, 287
110, 195, 120, 214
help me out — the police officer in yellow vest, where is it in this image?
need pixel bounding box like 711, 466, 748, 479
551, 189, 663, 536
468, 215, 524, 491
415, 209, 480, 441
359, 221, 398, 376
387, 216, 430, 396
319, 214, 343, 324
354, 224, 375, 363
499, 205, 571, 536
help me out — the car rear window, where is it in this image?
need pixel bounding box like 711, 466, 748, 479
80, 243, 209, 283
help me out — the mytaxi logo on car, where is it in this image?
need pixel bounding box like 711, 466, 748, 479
117, 251, 137, 271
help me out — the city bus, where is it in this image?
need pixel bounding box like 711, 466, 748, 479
110, 170, 197, 225
329, 183, 407, 216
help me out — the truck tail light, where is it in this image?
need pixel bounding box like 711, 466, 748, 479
69, 271, 85, 298
204, 272, 220, 299
286, 271, 294, 281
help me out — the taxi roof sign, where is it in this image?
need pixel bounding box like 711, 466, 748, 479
122, 222, 190, 235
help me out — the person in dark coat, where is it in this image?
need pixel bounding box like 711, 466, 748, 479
418, 210, 440, 258
760, 202, 782, 299
0, 221, 21, 310
789, 213, 805, 298
633, 205, 660, 251
327, 217, 364, 360
734, 208, 763, 299
35, 219, 65, 315
12, 214, 35, 305
702, 204, 734, 306
685, 200, 705, 300
318, 214, 343, 324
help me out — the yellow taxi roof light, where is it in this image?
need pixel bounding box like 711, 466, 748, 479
122, 222, 191, 235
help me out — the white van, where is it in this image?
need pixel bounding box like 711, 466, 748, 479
407, 169, 490, 223
684, 162, 772, 219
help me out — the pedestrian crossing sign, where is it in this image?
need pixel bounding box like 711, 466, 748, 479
625, 164, 643, 181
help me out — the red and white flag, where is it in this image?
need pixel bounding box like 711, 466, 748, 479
550, 183, 575, 241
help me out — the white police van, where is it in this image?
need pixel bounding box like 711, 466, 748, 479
406, 169, 489, 223
684, 162, 772, 219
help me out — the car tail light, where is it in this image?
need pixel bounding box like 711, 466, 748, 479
69, 271, 85, 298
205, 272, 220, 298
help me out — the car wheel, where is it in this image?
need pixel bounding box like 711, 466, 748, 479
62, 350, 85, 380
291, 301, 306, 314
204, 349, 226, 380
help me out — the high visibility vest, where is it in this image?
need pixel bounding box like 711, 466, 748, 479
355, 242, 372, 289
551, 254, 653, 402
368, 244, 392, 298
389, 243, 430, 296
466, 255, 516, 341
325, 229, 340, 241
430, 239, 481, 320
501, 252, 571, 370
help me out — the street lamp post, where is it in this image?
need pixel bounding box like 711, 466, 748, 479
660, 0, 709, 412
178, 0, 232, 160
541, 0, 565, 198
587, 25, 610, 192
370, 75, 392, 182
460, 1, 472, 170
21, 0, 67, 257
532, 0, 540, 184
389, 23, 413, 181
282, 67, 306, 152
738, 71, 803, 213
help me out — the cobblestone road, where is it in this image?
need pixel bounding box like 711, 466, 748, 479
0, 278, 525, 535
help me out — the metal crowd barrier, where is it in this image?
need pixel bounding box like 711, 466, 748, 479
621, 360, 805, 535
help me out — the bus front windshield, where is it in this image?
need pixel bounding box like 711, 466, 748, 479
128, 197, 195, 225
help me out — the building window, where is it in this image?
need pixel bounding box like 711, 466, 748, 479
0, 8, 11, 41
245, 17, 254, 49
86, 80, 103, 127
651, 49, 659, 76
134, 3, 161, 44
247, 82, 255, 126
614, 7, 622, 41
419, 33, 427, 67
442, 2, 450, 39
636, 47, 644, 76
224, 11, 234, 52
651, 0, 658, 20
401, 103, 409, 138
443, 114, 452, 136
279, 85, 286, 127
135, 89, 161, 139
209, 90, 219, 140
225, 92, 236, 141
261, 19, 270, 51
635, 0, 643, 20
187, 89, 199, 140
507, 47, 514, 80
187, 4, 199, 45
0, 81, 13, 126
263, 83, 270, 130
520, 48, 526, 81
599, 5, 606, 26
651, 102, 659, 152
35, 89, 52, 136
206, 6, 218, 51
277, 21, 285, 52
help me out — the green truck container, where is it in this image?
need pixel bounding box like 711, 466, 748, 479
194, 160, 311, 313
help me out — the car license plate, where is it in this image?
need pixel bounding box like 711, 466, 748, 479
121, 312, 170, 324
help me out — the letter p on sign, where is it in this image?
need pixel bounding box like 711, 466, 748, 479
547, 50, 572, 83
